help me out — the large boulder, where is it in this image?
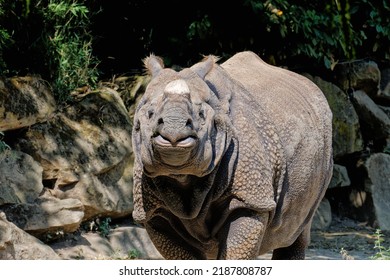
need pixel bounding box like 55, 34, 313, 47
379, 105, 390, 151
329, 164, 351, 189
16, 87, 134, 220
379, 68, 390, 101
380, 105, 390, 119
364, 153, 390, 230
0, 212, 60, 259
1, 193, 84, 240
51, 225, 163, 260
0, 76, 56, 132
305, 75, 363, 158
0, 150, 43, 205
0, 149, 84, 243
351, 90, 390, 142
53, 153, 134, 219
333, 60, 381, 99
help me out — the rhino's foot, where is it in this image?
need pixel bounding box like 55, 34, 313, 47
271, 228, 309, 260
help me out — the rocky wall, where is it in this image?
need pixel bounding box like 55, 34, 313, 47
1, 77, 134, 258
309, 60, 390, 231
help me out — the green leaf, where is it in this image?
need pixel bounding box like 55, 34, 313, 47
349, 4, 359, 15
376, 25, 384, 33
324, 56, 331, 69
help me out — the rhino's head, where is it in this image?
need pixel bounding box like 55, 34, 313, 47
132, 55, 230, 181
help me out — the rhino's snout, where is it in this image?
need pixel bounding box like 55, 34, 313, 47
154, 114, 197, 148
151, 106, 199, 167
156, 116, 196, 146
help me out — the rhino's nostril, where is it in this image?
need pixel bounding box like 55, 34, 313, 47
185, 118, 193, 129
157, 118, 164, 125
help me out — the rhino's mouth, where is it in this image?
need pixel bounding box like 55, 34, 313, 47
152, 134, 198, 167
154, 134, 197, 148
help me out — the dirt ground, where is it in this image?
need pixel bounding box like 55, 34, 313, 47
307, 217, 390, 260
50, 216, 390, 260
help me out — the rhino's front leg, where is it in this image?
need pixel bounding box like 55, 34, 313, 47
145, 223, 199, 260
218, 212, 268, 259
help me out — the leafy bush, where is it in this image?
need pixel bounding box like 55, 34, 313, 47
97, 217, 112, 238
359, 0, 390, 60
246, 0, 367, 68
0, 0, 99, 101
225, 0, 388, 67
43, 0, 99, 101
0, 0, 12, 73
153, 0, 389, 68
1, 1, 388, 83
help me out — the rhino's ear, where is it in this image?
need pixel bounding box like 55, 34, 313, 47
143, 54, 164, 77
191, 55, 218, 79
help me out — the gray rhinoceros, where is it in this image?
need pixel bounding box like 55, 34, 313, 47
132, 51, 333, 259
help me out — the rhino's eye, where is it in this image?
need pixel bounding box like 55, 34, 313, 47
148, 109, 154, 119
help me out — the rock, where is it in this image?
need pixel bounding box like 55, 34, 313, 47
379, 105, 390, 118
16, 87, 134, 219
329, 164, 351, 188
16, 87, 132, 185
364, 153, 390, 230
351, 90, 390, 142
51, 224, 162, 260
380, 68, 390, 100
107, 225, 162, 259
0, 212, 60, 259
0, 76, 56, 132
377, 105, 390, 152
333, 60, 381, 99
1, 193, 84, 240
312, 198, 332, 230
53, 153, 134, 220
305, 75, 363, 158
109, 74, 150, 118
0, 150, 43, 205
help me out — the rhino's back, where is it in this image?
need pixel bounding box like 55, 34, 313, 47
221, 51, 332, 163
221, 51, 333, 251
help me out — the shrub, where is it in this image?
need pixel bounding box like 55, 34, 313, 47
371, 229, 390, 260
0, 0, 12, 73
238, 0, 388, 67
42, 0, 99, 101
1, 1, 388, 82
0, 0, 99, 101
181, 0, 389, 68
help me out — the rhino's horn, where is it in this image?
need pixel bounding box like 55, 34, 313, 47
144, 54, 164, 77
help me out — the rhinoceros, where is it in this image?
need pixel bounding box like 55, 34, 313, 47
132, 51, 333, 259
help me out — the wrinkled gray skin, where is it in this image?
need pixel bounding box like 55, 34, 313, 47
132, 51, 333, 259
